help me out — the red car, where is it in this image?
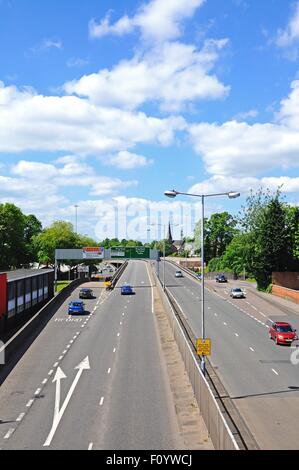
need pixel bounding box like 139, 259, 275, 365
269, 322, 298, 346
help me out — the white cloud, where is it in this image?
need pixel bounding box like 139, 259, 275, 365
189, 79, 299, 178
89, 0, 205, 43
0, 81, 185, 156
67, 58, 89, 68
276, 2, 299, 48
233, 109, 258, 121
103, 151, 153, 170
31, 38, 63, 54
189, 175, 299, 197
64, 40, 229, 112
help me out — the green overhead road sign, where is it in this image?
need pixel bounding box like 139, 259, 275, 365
110, 246, 151, 259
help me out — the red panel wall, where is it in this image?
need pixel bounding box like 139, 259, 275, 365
0, 274, 7, 318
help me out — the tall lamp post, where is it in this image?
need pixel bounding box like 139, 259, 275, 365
164, 189, 240, 375
74, 205, 79, 234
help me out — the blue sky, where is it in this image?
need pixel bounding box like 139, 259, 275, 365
1, 0, 299, 241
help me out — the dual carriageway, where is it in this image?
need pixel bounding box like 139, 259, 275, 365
0, 259, 299, 449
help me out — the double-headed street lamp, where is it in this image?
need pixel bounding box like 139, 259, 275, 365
164, 189, 240, 375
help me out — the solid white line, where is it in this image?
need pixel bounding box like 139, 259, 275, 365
26, 399, 34, 408
99, 397, 105, 406
272, 369, 279, 376
146, 261, 154, 314
4, 429, 15, 439
88, 442, 93, 450
16, 413, 25, 422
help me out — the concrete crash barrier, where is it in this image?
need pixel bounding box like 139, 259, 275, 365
0, 279, 84, 373
151, 264, 239, 450
110, 261, 128, 289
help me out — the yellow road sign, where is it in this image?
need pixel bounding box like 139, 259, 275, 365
196, 338, 211, 356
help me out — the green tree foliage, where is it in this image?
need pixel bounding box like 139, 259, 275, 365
33, 221, 80, 265
0, 204, 42, 270
194, 212, 238, 263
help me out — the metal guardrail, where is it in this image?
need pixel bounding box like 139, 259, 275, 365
151, 261, 259, 450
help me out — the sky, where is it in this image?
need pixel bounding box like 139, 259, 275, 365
1, 0, 299, 242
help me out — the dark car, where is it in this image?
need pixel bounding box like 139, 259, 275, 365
216, 274, 227, 283
269, 322, 298, 346
79, 288, 94, 299
68, 300, 85, 315
121, 284, 134, 295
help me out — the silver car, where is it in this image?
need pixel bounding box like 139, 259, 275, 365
230, 288, 246, 299
175, 270, 183, 278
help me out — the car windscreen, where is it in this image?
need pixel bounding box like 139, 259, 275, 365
233, 289, 242, 292
72, 302, 83, 307
277, 326, 293, 332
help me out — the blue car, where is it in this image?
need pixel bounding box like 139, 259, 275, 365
68, 300, 85, 315
121, 285, 134, 295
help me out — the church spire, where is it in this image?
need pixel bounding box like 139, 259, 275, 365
166, 222, 173, 243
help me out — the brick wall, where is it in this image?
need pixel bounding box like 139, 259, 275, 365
272, 285, 299, 304
272, 272, 299, 290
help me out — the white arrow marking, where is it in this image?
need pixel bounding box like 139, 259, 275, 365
43, 357, 90, 447
52, 367, 67, 420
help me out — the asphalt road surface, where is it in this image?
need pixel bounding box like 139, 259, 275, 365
0, 261, 182, 450
158, 260, 299, 449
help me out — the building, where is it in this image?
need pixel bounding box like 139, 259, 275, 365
0, 268, 54, 333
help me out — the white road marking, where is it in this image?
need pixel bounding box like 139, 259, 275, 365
48, 370, 54, 376
223, 322, 227, 326
16, 413, 25, 422
53, 362, 59, 368
146, 261, 154, 314
4, 429, 15, 439
34, 388, 42, 396
88, 443, 93, 450
26, 399, 34, 408
272, 369, 279, 376
42, 379, 48, 385
113, 348, 116, 353
44, 357, 90, 447
62, 350, 67, 355
117, 333, 120, 337
235, 333, 239, 337
120, 322, 122, 325
99, 397, 105, 406
107, 368, 111, 374
214, 313, 218, 317
249, 347, 255, 352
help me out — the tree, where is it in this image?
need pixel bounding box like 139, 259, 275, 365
0, 203, 26, 269
23, 214, 43, 264
33, 221, 79, 266
194, 212, 238, 263
239, 190, 291, 289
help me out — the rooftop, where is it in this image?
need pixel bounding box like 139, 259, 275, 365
0, 268, 54, 282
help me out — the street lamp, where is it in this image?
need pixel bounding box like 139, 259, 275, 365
164, 188, 240, 375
